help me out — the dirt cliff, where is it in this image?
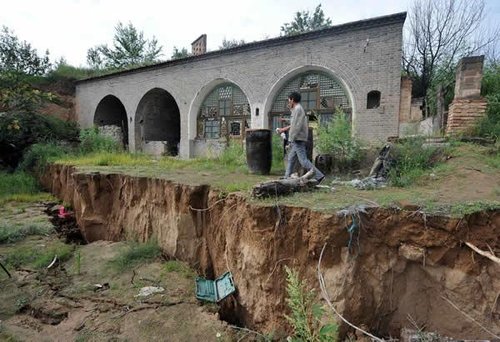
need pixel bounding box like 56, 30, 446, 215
40, 164, 500, 339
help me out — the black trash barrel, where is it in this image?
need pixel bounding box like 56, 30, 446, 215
245, 129, 272, 175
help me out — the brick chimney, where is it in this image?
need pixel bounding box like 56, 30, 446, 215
191, 34, 207, 56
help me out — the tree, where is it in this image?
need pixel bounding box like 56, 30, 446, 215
219, 38, 246, 50
171, 46, 189, 60
280, 4, 332, 36
86, 22, 163, 69
0, 26, 51, 76
403, 0, 499, 116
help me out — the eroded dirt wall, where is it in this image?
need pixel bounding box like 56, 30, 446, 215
40, 165, 500, 339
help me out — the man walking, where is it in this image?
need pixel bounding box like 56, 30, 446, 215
277, 92, 325, 184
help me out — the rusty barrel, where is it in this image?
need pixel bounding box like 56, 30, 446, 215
245, 129, 272, 175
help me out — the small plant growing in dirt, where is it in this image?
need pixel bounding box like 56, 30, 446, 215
74, 247, 81, 275
284, 266, 337, 342
389, 137, 443, 187
163, 260, 196, 279
108, 241, 161, 272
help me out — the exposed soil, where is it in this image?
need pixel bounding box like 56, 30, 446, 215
36, 144, 500, 340
0, 203, 234, 341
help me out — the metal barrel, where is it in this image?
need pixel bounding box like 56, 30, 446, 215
245, 129, 272, 175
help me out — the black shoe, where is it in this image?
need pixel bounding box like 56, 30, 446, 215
317, 176, 325, 185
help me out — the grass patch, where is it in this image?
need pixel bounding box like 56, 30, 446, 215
108, 241, 162, 272
0, 326, 19, 342
0, 171, 39, 197
449, 201, 500, 217
0, 192, 55, 206
163, 260, 196, 279
3, 240, 74, 269
0, 222, 53, 244
389, 138, 443, 187
0, 170, 55, 205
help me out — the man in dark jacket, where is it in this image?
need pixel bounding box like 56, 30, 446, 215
277, 92, 325, 183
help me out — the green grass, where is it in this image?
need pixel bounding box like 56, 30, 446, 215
0, 171, 39, 197
163, 260, 196, 279
0, 222, 54, 244
0, 171, 55, 205
108, 241, 162, 272
449, 201, 500, 217
3, 240, 74, 269
0, 326, 20, 342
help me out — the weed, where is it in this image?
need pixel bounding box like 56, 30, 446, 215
79, 127, 122, 154
108, 241, 162, 272
0, 222, 53, 244
284, 266, 337, 342
0, 192, 55, 206
4, 240, 74, 269
449, 201, 500, 217
163, 260, 196, 279
389, 138, 441, 187
0, 325, 20, 342
14, 297, 29, 311
216, 140, 246, 172
0, 171, 39, 197
272, 134, 286, 173
18, 142, 69, 172
74, 247, 81, 275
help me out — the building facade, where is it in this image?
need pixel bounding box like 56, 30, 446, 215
76, 12, 406, 157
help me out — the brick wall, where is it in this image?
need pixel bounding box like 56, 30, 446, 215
447, 56, 486, 135
76, 13, 406, 157
446, 99, 487, 135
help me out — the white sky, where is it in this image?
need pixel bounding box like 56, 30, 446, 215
1, 0, 499, 67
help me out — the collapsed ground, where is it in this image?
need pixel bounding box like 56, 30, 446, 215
1, 141, 499, 341
0, 202, 241, 341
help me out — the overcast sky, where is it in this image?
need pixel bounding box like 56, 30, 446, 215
1, 0, 499, 67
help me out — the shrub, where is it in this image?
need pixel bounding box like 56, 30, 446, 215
316, 111, 361, 171
389, 137, 440, 187
79, 127, 121, 154
474, 63, 500, 141
284, 266, 337, 342
18, 142, 69, 172
217, 140, 246, 171
0, 111, 78, 168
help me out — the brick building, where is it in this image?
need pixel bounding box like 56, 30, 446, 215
76, 12, 406, 157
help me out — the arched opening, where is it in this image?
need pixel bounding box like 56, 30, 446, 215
94, 95, 129, 149
367, 90, 381, 109
196, 83, 250, 140
268, 71, 352, 130
134, 88, 180, 156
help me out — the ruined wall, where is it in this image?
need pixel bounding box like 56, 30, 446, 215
40, 165, 500, 339
76, 13, 405, 157
447, 56, 487, 135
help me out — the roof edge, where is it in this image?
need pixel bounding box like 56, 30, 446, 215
77, 11, 406, 85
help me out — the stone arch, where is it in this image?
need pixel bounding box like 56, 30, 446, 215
263, 65, 354, 129
188, 78, 251, 141
93, 95, 129, 148
134, 88, 180, 156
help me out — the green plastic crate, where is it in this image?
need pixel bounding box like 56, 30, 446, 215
196, 271, 235, 302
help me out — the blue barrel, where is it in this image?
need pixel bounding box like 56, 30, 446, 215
245, 129, 272, 175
